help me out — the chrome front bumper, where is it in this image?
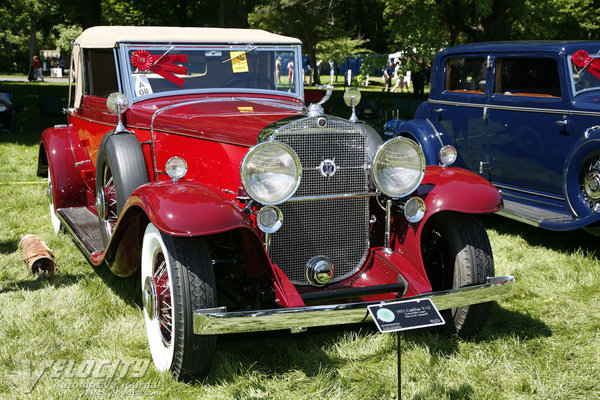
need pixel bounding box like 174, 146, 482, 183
193, 275, 515, 335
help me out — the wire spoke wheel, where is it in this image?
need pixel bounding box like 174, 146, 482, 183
153, 252, 173, 345
580, 156, 600, 212
141, 223, 217, 380
97, 167, 118, 241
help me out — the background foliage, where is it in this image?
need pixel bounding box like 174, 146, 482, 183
2, 0, 600, 75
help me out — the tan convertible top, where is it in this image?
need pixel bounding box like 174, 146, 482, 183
75, 26, 302, 48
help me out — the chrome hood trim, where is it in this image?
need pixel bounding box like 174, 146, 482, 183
193, 275, 515, 335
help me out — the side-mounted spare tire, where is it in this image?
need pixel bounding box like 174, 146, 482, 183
96, 132, 148, 247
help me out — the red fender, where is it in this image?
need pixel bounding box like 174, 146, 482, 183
107, 181, 305, 308
124, 181, 254, 236
418, 166, 502, 214
39, 126, 86, 209
393, 165, 502, 294
105, 181, 256, 276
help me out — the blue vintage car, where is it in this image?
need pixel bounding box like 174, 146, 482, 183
385, 41, 600, 233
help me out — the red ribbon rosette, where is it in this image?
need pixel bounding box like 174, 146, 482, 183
572, 49, 600, 80
131, 50, 153, 71
131, 50, 188, 87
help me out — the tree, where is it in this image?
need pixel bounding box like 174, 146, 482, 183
249, 0, 382, 84
81, 0, 101, 29
250, 1, 336, 84
512, 0, 600, 40
316, 37, 370, 82
0, 0, 64, 71
383, 0, 600, 63
218, 0, 257, 27
102, 0, 253, 27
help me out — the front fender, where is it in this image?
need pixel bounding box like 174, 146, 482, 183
105, 181, 258, 277
38, 126, 86, 209
418, 166, 503, 215
106, 182, 303, 309
126, 181, 255, 236
393, 165, 502, 293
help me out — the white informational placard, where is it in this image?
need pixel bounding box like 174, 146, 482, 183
368, 298, 445, 333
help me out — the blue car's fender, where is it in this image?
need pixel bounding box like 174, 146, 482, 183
384, 117, 449, 166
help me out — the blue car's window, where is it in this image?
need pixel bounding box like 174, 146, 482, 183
570, 50, 600, 95
445, 57, 486, 93
496, 57, 561, 98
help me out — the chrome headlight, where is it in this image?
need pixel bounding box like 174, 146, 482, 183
165, 156, 187, 180
439, 145, 457, 166
241, 141, 302, 205
373, 138, 426, 198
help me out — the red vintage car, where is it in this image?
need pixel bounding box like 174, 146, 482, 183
37, 26, 514, 380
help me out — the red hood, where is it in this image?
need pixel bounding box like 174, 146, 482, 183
126, 94, 305, 147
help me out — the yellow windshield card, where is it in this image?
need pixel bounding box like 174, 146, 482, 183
230, 51, 249, 73
238, 106, 254, 112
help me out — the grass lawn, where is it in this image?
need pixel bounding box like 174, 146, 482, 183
0, 81, 599, 399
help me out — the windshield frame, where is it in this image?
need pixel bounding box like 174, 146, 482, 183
116, 42, 304, 103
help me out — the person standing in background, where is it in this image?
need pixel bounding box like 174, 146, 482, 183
275, 57, 282, 83
32, 56, 44, 82
383, 60, 394, 92
412, 57, 427, 98
287, 59, 294, 84
329, 60, 334, 84
391, 61, 401, 92
59, 55, 66, 76
0, 92, 14, 133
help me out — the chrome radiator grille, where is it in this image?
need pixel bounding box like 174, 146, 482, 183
274, 117, 369, 197
268, 117, 371, 285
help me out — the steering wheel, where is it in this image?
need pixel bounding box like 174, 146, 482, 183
222, 73, 274, 90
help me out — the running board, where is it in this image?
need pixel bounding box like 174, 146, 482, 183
496, 199, 571, 227
57, 207, 104, 258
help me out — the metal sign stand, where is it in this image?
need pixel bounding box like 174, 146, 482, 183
366, 298, 446, 400
397, 332, 402, 400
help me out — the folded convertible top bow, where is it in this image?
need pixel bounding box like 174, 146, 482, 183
131, 50, 188, 87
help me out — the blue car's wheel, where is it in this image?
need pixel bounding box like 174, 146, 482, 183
580, 156, 600, 213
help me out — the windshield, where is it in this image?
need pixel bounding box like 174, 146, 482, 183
570, 49, 600, 95
119, 44, 301, 100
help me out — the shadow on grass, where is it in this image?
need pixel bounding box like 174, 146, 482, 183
482, 214, 598, 258
199, 301, 549, 385
0, 238, 19, 254
0, 82, 68, 147
91, 261, 142, 309
0, 272, 88, 293
204, 323, 380, 385
411, 383, 474, 400
481, 302, 552, 341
